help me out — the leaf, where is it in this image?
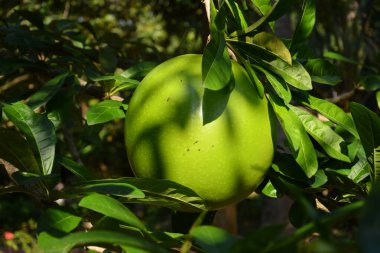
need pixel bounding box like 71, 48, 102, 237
289, 105, 350, 162
269, 95, 318, 178
375, 147, 380, 185
190, 225, 237, 253
120, 61, 157, 79
74, 179, 145, 199
79, 193, 147, 232
86, 100, 126, 125
250, 32, 292, 64
56, 156, 97, 181
228, 32, 292, 65
378, 91, 380, 110
309, 169, 328, 188
119, 177, 207, 212
323, 51, 358, 65
225, 0, 248, 30
202, 31, 232, 91
255, 65, 291, 103
350, 102, 380, 160
0, 128, 40, 173
243, 61, 265, 98
359, 75, 380, 91
37, 208, 81, 234
305, 59, 342, 85
27, 72, 70, 109
301, 95, 359, 138
202, 84, 232, 125
3, 102, 56, 175
265, 59, 312, 90
230, 0, 297, 37
261, 179, 281, 198
38, 230, 169, 253
15, 10, 44, 29
290, 0, 316, 53
349, 159, 370, 183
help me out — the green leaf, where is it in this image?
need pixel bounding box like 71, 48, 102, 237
230, 0, 296, 36
309, 169, 328, 188
119, 177, 207, 212
375, 147, 380, 185
202, 84, 232, 125
350, 102, 380, 160
28, 72, 70, 109
265, 59, 312, 90
190, 225, 237, 253
37, 208, 81, 234
202, 32, 232, 90
56, 156, 97, 181
225, 0, 248, 30
120, 61, 157, 79
348, 159, 370, 183
3, 102, 56, 175
377, 91, 380, 110
38, 230, 169, 253
243, 61, 265, 98
253, 32, 292, 64
0, 128, 40, 174
301, 95, 359, 138
255, 65, 291, 103
289, 105, 350, 162
261, 179, 280, 198
86, 100, 126, 125
323, 51, 358, 65
269, 95, 318, 178
75, 179, 145, 199
359, 75, 380, 91
305, 59, 341, 85
79, 193, 147, 232
290, 0, 316, 53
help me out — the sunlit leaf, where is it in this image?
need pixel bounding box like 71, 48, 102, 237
256, 65, 291, 103
3, 102, 56, 175
79, 193, 147, 232
290, 0, 316, 53
301, 95, 359, 138
323, 51, 358, 65
37, 208, 81, 234
86, 100, 126, 125
120, 61, 157, 79
269, 95, 318, 178
191, 225, 237, 253
289, 105, 350, 162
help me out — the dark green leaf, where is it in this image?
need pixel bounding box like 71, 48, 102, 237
28, 72, 70, 109
256, 65, 291, 103
86, 100, 126, 125
301, 95, 359, 138
202, 84, 232, 125
359, 75, 380, 91
243, 61, 265, 98
225, 0, 248, 30
79, 193, 147, 232
75, 179, 145, 199
191, 225, 237, 253
56, 156, 97, 181
119, 177, 207, 212
3, 102, 56, 175
202, 32, 232, 91
350, 102, 380, 160
269, 95, 318, 178
120, 61, 157, 79
0, 58, 34, 75
0, 127, 40, 173
15, 10, 44, 29
305, 59, 341, 85
37, 208, 81, 234
290, 0, 316, 53
289, 105, 350, 162
229, 0, 296, 36
38, 230, 169, 253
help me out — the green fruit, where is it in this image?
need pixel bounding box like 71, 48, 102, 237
125, 54, 275, 210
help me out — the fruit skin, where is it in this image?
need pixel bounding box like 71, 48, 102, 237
125, 54, 275, 210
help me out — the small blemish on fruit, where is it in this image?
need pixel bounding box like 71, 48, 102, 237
193, 141, 198, 144
187, 148, 190, 151
166, 97, 170, 102
211, 145, 214, 148
198, 149, 201, 151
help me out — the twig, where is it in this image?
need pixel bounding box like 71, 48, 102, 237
326, 90, 355, 104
